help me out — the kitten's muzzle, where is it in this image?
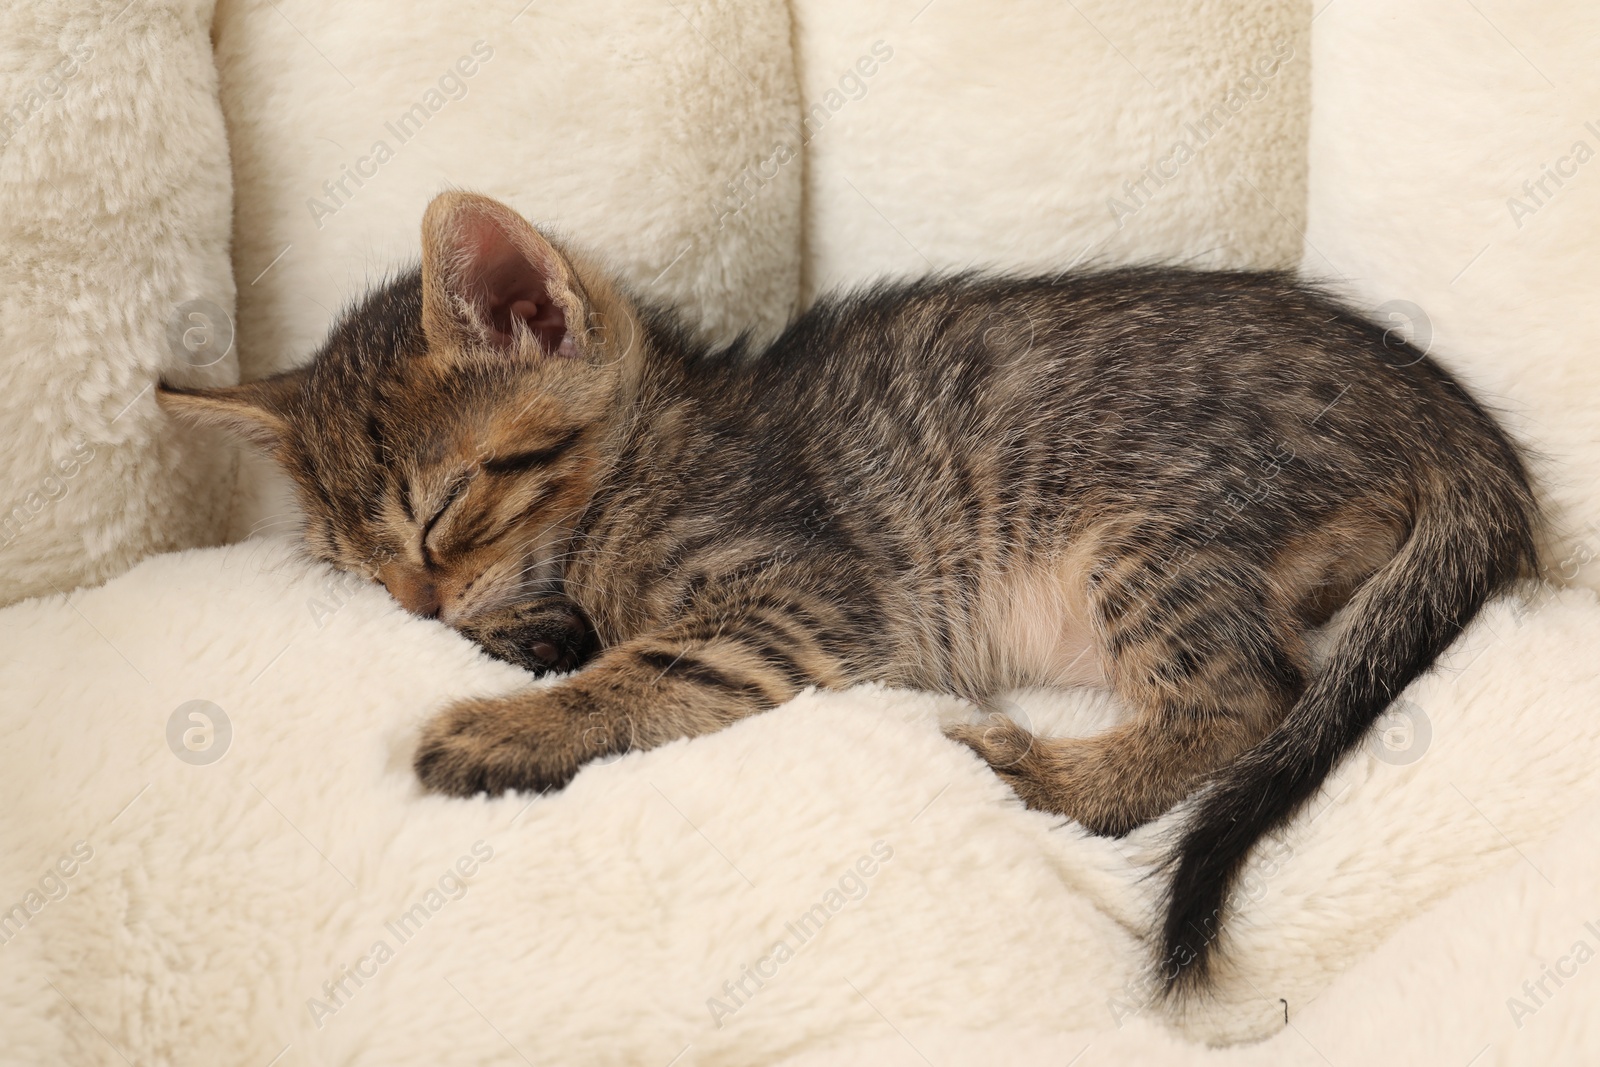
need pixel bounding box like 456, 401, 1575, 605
382, 570, 441, 619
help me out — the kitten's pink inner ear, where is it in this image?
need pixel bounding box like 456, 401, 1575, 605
458, 217, 569, 356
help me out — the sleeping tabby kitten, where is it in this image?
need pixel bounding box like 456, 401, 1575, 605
160, 192, 1538, 992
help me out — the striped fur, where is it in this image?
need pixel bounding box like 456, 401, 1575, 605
159, 192, 1539, 993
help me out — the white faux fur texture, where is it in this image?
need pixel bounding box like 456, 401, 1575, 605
0, 0, 236, 607
0, 540, 1136, 1066
211, 0, 803, 543
778, 787, 1600, 1066
788, 0, 1311, 300
3, 540, 1598, 1064
1302, 0, 1600, 593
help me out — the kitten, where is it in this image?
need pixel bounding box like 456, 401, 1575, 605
160, 191, 1538, 993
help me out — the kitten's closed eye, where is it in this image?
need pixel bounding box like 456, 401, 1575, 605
419, 474, 471, 552
482, 427, 585, 475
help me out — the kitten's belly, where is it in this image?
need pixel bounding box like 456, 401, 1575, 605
986, 559, 1105, 689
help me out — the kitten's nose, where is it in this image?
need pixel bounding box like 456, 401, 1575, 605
384, 573, 440, 619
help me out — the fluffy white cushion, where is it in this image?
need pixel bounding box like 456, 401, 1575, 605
0, 541, 1134, 1064
0, 0, 236, 606
788, 0, 1311, 298
3, 540, 1596, 1063
779, 798, 1600, 1065
1303, 0, 1600, 589
211, 0, 804, 541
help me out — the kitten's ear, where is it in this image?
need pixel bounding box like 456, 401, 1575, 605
156, 371, 305, 450
420, 192, 587, 360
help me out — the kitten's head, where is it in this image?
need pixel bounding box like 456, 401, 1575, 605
160, 192, 644, 625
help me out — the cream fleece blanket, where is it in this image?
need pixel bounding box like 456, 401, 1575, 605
2, 540, 1598, 1065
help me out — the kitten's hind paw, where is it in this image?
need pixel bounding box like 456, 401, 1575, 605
944, 717, 1149, 836
944, 715, 1083, 823
943, 713, 1038, 772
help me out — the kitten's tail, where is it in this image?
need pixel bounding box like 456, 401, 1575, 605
1158, 453, 1538, 996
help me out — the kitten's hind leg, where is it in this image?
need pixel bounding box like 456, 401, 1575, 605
948, 555, 1306, 836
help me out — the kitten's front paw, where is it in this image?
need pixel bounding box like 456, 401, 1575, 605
414, 690, 607, 797
457, 599, 597, 676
